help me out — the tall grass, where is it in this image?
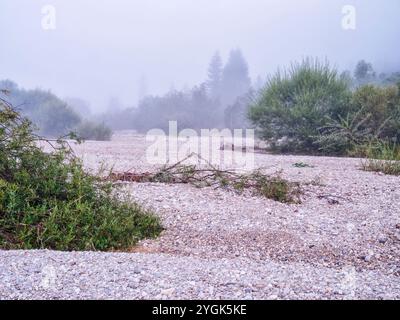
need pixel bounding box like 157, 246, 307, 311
361, 141, 400, 176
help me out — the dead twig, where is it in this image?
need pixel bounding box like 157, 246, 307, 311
108, 154, 303, 204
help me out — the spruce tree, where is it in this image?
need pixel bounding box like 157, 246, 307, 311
206, 51, 223, 100
221, 49, 251, 107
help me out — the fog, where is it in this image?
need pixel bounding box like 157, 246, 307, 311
1, 0, 399, 111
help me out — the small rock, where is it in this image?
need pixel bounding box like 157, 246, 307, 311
127, 283, 138, 289
378, 236, 388, 244
328, 198, 340, 205
161, 288, 175, 296
364, 255, 373, 263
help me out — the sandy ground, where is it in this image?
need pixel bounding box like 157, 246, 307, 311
1, 131, 399, 299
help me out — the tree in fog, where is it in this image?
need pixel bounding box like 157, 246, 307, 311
221, 49, 251, 107
132, 83, 220, 132
224, 90, 254, 130
206, 51, 223, 101
354, 60, 376, 85
106, 96, 124, 113
137, 75, 148, 104
0, 80, 81, 137
253, 75, 265, 92
64, 97, 92, 117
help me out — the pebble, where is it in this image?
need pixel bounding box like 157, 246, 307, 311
378, 236, 388, 244
161, 288, 175, 296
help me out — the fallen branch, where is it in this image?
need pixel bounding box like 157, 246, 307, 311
109, 153, 302, 204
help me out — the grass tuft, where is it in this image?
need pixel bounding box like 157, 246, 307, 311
361, 141, 400, 176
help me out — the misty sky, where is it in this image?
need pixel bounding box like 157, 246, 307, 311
1, 0, 399, 111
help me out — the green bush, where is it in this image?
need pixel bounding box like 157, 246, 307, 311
351, 84, 400, 142
76, 120, 113, 141
0, 99, 162, 251
316, 84, 400, 155
249, 59, 352, 153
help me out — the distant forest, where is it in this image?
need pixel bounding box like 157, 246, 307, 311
1, 52, 400, 140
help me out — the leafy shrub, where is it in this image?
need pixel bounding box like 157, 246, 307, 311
315, 107, 375, 155
316, 84, 400, 155
351, 84, 400, 142
224, 91, 254, 130
249, 59, 400, 156
249, 59, 352, 153
76, 120, 112, 141
0, 99, 162, 251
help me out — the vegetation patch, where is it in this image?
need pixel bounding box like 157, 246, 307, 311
0, 98, 162, 251
293, 162, 314, 168
0, 80, 112, 141
76, 120, 113, 141
361, 141, 400, 176
249, 58, 400, 156
110, 154, 302, 204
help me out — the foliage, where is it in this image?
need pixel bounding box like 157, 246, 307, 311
0, 80, 81, 137
315, 84, 400, 155
361, 140, 400, 176
224, 90, 254, 130
64, 97, 92, 117
249, 58, 352, 153
315, 107, 375, 155
293, 162, 314, 168
96, 49, 253, 131
132, 84, 221, 132
0, 99, 162, 250
351, 84, 400, 141
110, 153, 302, 204
76, 120, 113, 141
249, 58, 400, 156
354, 60, 376, 85
221, 49, 251, 107
206, 51, 223, 101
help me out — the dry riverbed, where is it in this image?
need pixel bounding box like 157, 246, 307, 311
1, 131, 399, 299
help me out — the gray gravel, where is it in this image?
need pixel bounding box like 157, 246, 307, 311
1, 250, 399, 300
1, 132, 399, 300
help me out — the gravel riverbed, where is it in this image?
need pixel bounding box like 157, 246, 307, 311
1, 132, 399, 300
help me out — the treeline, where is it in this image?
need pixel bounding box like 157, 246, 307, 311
2, 54, 399, 151
99, 49, 255, 132
348, 60, 400, 87
0, 80, 112, 141
100, 54, 400, 139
